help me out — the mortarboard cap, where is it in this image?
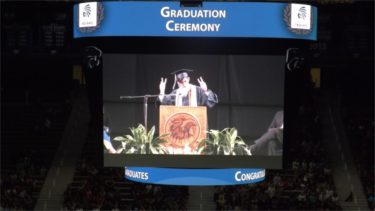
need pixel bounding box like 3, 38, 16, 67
170, 68, 194, 82
170, 68, 194, 90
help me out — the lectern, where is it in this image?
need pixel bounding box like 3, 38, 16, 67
159, 105, 207, 154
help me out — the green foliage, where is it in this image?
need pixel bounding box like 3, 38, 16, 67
113, 124, 168, 154
197, 128, 251, 156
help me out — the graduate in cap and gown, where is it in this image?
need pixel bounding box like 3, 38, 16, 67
158, 69, 218, 107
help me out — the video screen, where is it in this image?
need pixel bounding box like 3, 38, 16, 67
103, 54, 285, 169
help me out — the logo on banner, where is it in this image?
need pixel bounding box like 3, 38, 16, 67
297, 6, 307, 19
284, 3, 312, 35
78, 2, 104, 33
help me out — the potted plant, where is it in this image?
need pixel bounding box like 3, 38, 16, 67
197, 128, 251, 155
113, 124, 168, 154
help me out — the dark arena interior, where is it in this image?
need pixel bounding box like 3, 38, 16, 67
1, 1, 373, 210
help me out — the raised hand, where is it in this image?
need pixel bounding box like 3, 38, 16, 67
197, 76, 208, 92
159, 77, 167, 94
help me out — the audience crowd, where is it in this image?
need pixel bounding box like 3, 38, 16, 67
63, 159, 189, 210
0, 156, 47, 210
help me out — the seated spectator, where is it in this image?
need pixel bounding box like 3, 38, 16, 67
103, 107, 119, 154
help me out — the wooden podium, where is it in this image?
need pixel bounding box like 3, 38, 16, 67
159, 105, 207, 154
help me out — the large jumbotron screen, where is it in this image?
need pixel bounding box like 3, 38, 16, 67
103, 53, 285, 169
73, 1, 318, 170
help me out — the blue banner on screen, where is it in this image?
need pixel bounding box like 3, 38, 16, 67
124, 167, 266, 186
73, 1, 317, 40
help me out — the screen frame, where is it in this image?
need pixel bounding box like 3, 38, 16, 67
80, 36, 310, 170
